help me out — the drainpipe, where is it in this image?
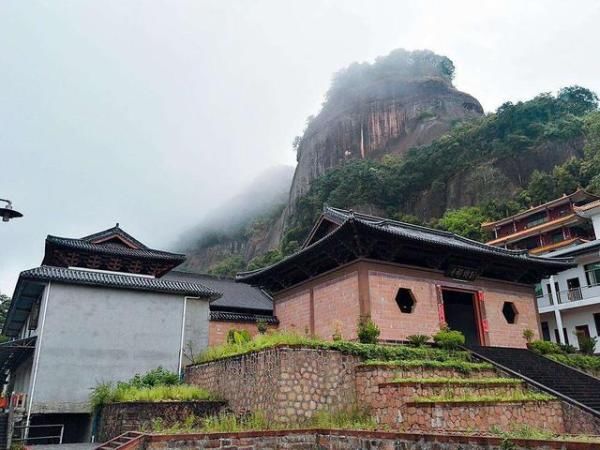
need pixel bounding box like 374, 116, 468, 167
177, 297, 188, 378
549, 276, 566, 344
24, 281, 51, 440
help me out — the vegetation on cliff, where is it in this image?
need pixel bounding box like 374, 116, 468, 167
283, 86, 599, 245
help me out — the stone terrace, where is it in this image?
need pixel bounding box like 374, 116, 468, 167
185, 345, 600, 434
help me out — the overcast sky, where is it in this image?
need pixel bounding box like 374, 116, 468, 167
1, 0, 600, 294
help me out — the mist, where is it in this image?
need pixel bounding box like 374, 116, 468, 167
2, 0, 600, 294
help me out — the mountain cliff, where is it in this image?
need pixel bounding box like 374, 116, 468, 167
177, 48, 600, 276
286, 49, 483, 218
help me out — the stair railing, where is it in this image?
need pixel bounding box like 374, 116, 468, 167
466, 346, 600, 419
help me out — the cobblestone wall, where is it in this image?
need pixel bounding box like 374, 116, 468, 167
143, 429, 595, 450
185, 346, 361, 423
98, 401, 226, 441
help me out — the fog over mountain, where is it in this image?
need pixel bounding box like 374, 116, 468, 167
2, 0, 600, 294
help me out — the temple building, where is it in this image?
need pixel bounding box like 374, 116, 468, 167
482, 189, 599, 254
1, 225, 275, 442
532, 199, 600, 352
237, 207, 572, 347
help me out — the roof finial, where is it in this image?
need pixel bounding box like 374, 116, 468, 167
116, 222, 120, 228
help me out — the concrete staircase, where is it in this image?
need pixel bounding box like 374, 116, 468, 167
469, 345, 600, 415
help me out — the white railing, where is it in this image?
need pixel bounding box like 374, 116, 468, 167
537, 284, 600, 308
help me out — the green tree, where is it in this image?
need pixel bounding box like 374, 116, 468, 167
436, 207, 490, 241
525, 171, 557, 205
207, 256, 246, 278
557, 86, 599, 116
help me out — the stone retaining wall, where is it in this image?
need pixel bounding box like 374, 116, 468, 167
143, 429, 597, 450
185, 346, 360, 423
394, 400, 565, 432
98, 401, 227, 441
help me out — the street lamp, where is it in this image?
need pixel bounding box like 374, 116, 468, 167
0, 199, 23, 222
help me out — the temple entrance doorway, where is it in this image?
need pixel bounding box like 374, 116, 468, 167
442, 289, 481, 345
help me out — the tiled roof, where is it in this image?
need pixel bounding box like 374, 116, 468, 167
45, 235, 186, 261
481, 189, 600, 229
236, 206, 573, 288
209, 311, 279, 324
164, 271, 273, 312
81, 225, 149, 249
323, 207, 573, 264
19, 266, 220, 299
545, 239, 600, 258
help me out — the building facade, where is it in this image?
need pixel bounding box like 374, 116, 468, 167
537, 239, 600, 352
237, 207, 571, 348
482, 189, 598, 254
1, 226, 221, 442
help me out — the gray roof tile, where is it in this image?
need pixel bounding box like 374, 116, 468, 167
45, 235, 185, 261
20, 266, 220, 298
164, 271, 273, 312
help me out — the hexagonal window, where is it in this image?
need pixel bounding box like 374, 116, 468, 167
395, 288, 416, 314
502, 302, 518, 324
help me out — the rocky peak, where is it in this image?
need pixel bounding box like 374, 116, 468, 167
286, 50, 483, 218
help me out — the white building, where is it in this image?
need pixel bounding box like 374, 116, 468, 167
537, 200, 600, 351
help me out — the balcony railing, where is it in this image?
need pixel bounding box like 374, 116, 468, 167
537, 284, 600, 308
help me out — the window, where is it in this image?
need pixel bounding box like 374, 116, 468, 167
395, 288, 415, 313
534, 283, 543, 298
554, 328, 570, 344
585, 263, 600, 287
541, 322, 551, 341
550, 230, 564, 244
28, 299, 41, 330
502, 302, 518, 324
527, 211, 547, 228
594, 313, 600, 337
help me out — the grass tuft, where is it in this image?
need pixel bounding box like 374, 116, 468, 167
390, 377, 522, 385
413, 391, 554, 404
148, 407, 377, 434
90, 367, 215, 409
363, 359, 493, 374
490, 424, 600, 443
195, 331, 473, 364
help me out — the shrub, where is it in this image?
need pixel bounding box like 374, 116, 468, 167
548, 353, 600, 373
357, 317, 380, 344
129, 366, 179, 388
407, 334, 429, 347
433, 328, 465, 350
528, 340, 562, 355
89, 367, 212, 409
559, 343, 578, 354
578, 336, 598, 355
522, 329, 534, 343
331, 320, 343, 342
226, 329, 252, 345
256, 320, 268, 335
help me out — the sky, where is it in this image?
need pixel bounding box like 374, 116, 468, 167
1, 0, 600, 294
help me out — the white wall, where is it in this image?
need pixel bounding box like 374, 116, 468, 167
540, 304, 600, 351
27, 283, 209, 414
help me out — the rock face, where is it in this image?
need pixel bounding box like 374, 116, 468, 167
286, 78, 483, 217
182, 211, 285, 273
403, 137, 585, 220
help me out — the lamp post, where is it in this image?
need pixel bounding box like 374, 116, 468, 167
0, 199, 23, 222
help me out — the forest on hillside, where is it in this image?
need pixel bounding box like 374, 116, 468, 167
205, 87, 600, 276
